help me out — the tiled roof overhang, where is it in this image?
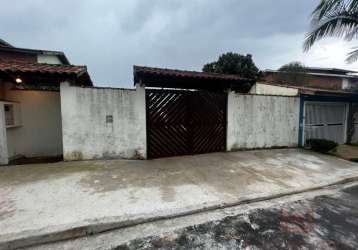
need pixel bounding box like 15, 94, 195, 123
0, 60, 92, 86
134, 65, 255, 92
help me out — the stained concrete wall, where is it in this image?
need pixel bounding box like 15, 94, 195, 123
227, 93, 300, 150
0, 102, 8, 165
250, 83, 298, 96
4, 83, 63, 159
60, 83, 146, 161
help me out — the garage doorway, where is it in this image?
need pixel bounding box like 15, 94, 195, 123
146, 89, 227, 158
304, 102, 348, 144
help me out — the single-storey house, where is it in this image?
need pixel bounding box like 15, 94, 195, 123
0, 40, 92, 165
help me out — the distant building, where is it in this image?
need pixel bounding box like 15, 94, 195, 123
264, 67, 358, 91
251, 67, 358, 147
0, 39, 71, 65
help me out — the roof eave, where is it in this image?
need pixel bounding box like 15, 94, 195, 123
0, 68, 92, 86
133, 65, 255, 92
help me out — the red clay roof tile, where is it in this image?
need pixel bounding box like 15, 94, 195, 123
134, 65, 250, 81
0, 60, 87, 76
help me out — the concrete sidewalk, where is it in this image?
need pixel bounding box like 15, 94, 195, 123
1, 149, 358, 249
32, 181, 358, 250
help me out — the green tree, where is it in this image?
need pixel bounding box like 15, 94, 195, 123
275, 62, 309, 86
202, 52, 261, 80
304, 0, 358, 63
279, 62, 307, 73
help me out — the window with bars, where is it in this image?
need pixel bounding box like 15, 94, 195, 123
4, 104, 14, 126
3, 103, 21, 128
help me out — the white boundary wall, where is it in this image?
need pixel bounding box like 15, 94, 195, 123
60, 83, 146, 160
227, 92, 300, 150
0, 102, 8, 165
250, 83, 298, 96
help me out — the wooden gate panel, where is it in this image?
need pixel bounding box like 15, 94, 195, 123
147, 90, 189, 158
146, 89, 227, 158
190, 92, 227, 154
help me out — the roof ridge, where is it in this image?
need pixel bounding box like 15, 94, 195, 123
133, 65, 252, 80
0, 59, 86, 68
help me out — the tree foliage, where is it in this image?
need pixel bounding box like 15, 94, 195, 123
202, 52, 261, 80
279, 62, 307, 73
275, 61, 309, 86
304, 0, 358, 63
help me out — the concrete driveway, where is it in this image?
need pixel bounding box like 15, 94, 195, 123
1, 149, 358, 249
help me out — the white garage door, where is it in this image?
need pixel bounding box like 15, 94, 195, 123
304, 102, 347, 144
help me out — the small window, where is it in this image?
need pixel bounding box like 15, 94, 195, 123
4, 103, 21, 128
4, 104, 14, 126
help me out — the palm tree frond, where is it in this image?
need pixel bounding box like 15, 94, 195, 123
305, 0, 358, 62
344, 26, 358, 40
346, 47, 358, 63
304, 12, 358, 51
312, 0, 347, 19
312, 0, 358, 20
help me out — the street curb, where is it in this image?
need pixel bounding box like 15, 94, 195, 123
2, 176, 358, 250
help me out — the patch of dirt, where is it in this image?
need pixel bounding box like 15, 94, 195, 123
330, 144, 358, 161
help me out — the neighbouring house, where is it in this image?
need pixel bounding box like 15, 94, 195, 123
251, 70, 358, 146
0, 39, 70, 65
261, 66, 358, 145
264, 67, 358, 91
0, 39, 92, 165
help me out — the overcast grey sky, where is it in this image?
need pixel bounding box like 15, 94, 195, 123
1, 0, 357, 87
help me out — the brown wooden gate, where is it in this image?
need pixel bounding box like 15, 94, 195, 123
146, 89, 227, 158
